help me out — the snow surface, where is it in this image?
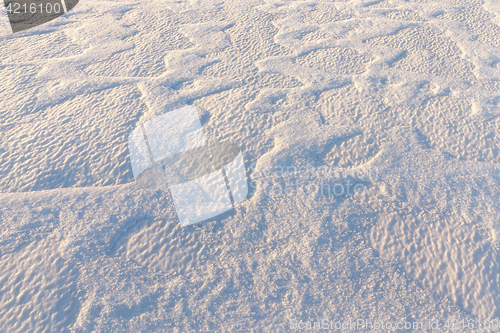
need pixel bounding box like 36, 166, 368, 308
1, 0, 500, 331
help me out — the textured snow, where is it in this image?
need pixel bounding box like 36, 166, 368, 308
1, 0, 500, 331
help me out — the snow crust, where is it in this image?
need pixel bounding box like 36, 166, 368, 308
1, 0, 500, 330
